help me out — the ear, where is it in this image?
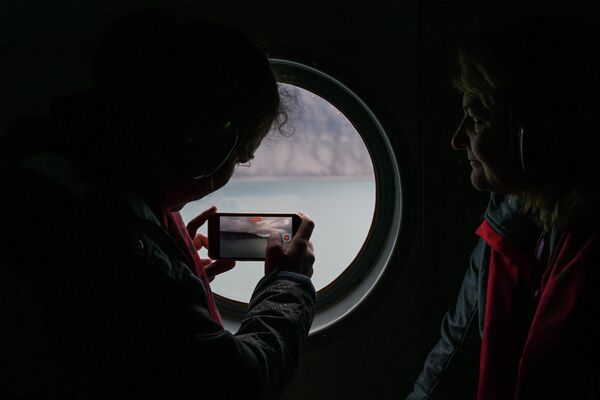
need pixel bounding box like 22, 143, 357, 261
172, 120, 239, 179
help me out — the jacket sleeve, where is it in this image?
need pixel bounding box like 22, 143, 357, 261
0, 160, 315, 399
1, 167, 316, 400
406, 239, 488, 400
151, 272, 316, 400
117, 223, 316, 400
235, 272, 316, 398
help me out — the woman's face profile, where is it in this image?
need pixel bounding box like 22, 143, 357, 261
451, 93, 525, 193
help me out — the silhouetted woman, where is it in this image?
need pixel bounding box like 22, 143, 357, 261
0, 13, 315, 399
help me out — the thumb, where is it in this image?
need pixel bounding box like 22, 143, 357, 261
265, 232, 284, 274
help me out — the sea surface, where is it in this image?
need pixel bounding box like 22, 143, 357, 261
180, 176, 376, 303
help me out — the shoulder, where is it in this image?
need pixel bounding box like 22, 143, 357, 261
483, 193, 540, 248
557, 223, 600, 267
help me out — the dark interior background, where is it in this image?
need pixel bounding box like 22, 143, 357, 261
2, 1, 598, 398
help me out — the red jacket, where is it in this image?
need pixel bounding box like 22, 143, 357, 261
407, 193, 600, 400
477, 218, 600, 399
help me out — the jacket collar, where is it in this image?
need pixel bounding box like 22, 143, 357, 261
483, 193, 540, 248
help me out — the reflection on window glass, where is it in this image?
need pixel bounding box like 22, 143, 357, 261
181, 83, 376, 303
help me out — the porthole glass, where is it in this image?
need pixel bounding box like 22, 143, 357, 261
181, 59, 403, 340
180, 83, 376, 301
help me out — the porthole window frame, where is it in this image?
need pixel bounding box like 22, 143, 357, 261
215, 57, 404, 347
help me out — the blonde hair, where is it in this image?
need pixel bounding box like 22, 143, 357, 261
453, 22, 600, 232
453, 50, 502, 112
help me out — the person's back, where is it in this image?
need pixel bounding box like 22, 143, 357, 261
0, 116, 239, 397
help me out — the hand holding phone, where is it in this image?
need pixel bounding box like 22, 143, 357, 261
265, 212, 315, 278
186, 206, 235, 281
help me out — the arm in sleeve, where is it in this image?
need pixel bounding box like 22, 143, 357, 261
0, 162, 316, 399
36, 205, 316, 400
406, 239, 488, 400
119, 253, 316, 400
234, 272, 316, 398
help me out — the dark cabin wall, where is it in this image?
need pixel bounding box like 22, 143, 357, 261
1, 1, 599, 399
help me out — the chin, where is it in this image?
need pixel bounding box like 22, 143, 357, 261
471, 182, 493, 192
470, 175, 514, 194
470, 163, 525, 194
470, 163, 505, 191
470, 170, 490, 192
470, 171, 501, 193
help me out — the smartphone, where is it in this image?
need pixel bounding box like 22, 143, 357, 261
208, 212, 301, 260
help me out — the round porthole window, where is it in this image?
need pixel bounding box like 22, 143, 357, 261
181, 58, 402, 342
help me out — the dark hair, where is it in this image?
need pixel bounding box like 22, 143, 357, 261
454, 17, 600, 231
89, 11, 283, 172
0, 11, 287, 191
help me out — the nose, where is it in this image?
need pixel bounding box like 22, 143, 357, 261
451, 116, 469, 150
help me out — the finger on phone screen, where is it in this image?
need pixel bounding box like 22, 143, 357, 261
265, 232, 284, 273
187, 206, 217, 237
288, 213, 314, 252
296, 212, 314, 238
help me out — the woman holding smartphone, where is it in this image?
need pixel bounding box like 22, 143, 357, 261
407, 17, 600, 400
0, 12, 315, 399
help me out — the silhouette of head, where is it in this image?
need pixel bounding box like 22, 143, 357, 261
88, 11, 280, 190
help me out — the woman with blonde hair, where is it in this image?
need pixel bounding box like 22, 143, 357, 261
407, 17, 600, 400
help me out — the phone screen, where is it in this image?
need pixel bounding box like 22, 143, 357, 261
219, 215, 294, 259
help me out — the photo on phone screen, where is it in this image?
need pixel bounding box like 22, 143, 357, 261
213, 214, 297, 260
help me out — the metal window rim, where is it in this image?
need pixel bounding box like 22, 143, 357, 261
217, 58, 403, 344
